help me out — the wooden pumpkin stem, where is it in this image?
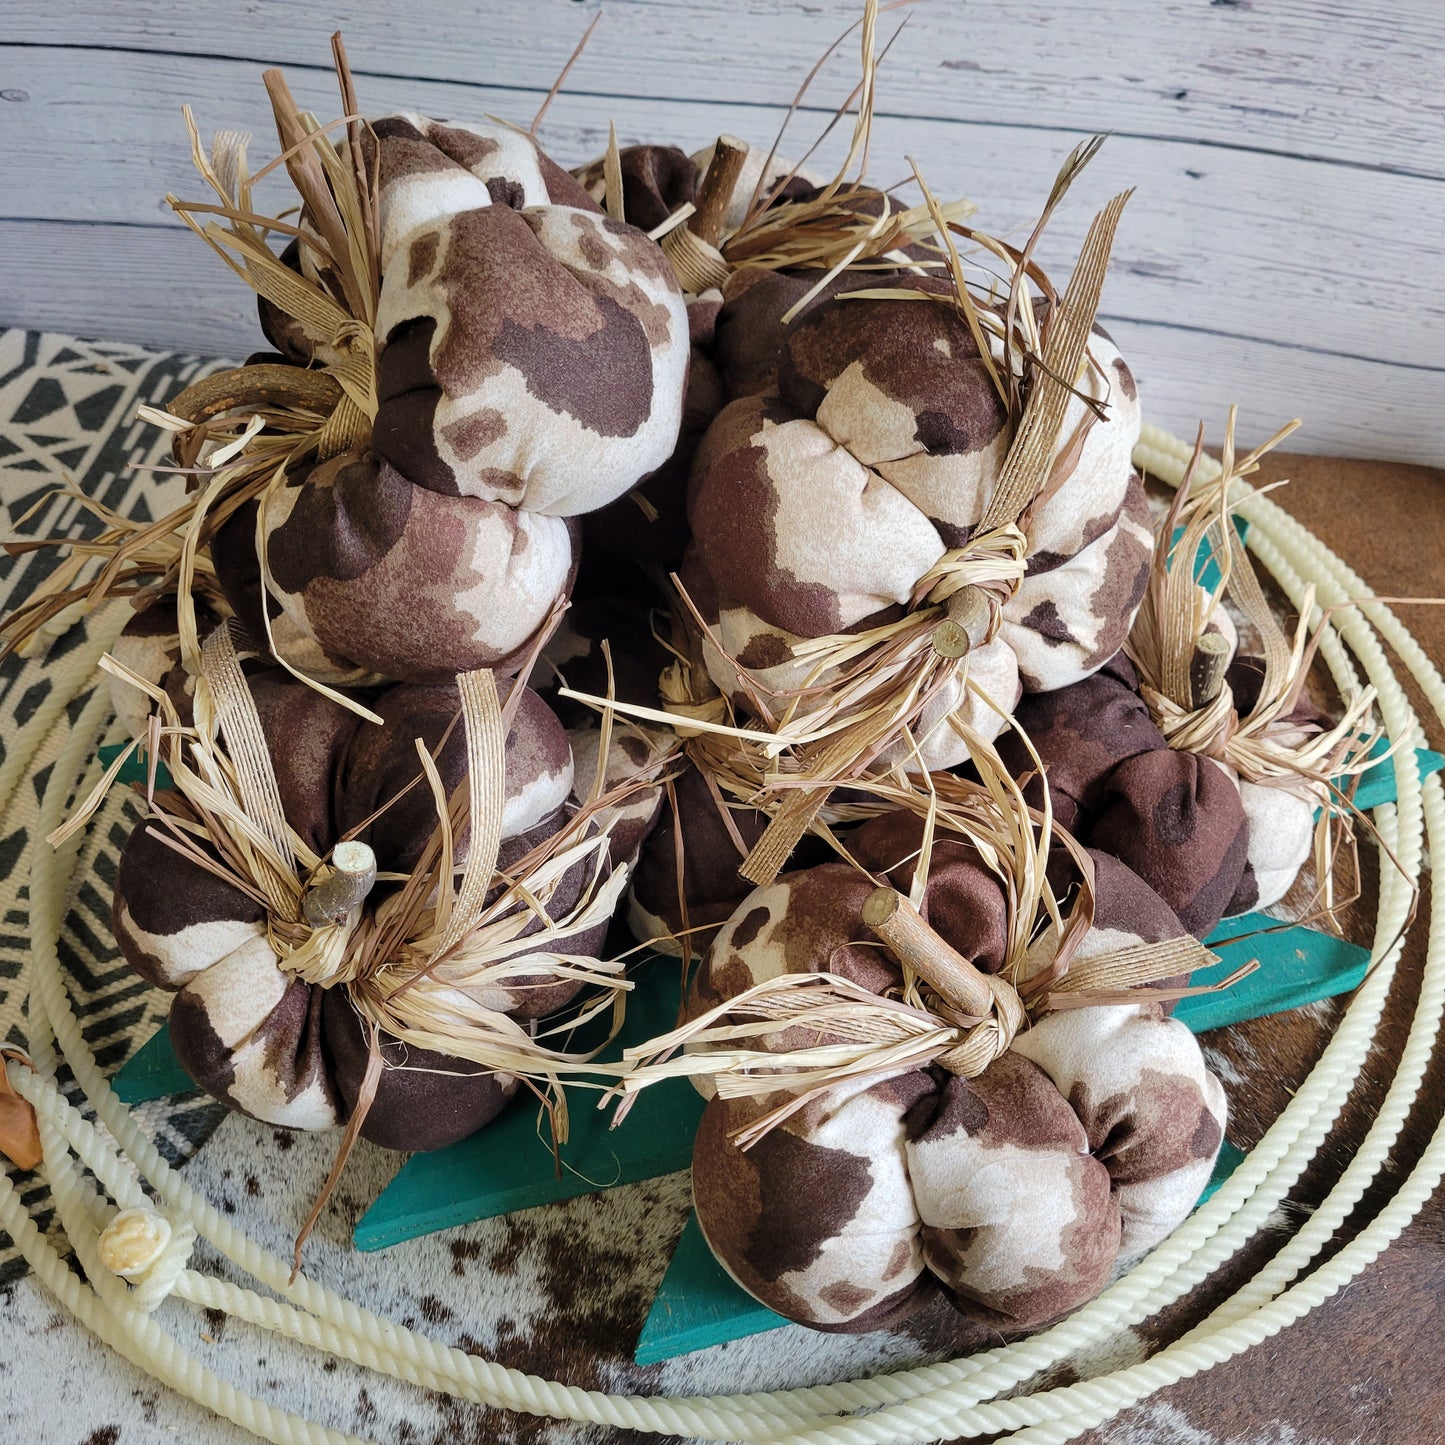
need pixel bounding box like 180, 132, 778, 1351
862, 886, 996, 1018
932, 586, 993, 660
1190, 631, 1231, 710
303, 840, 378, 928
691, 136, 749, 247
166, 365, 344, 428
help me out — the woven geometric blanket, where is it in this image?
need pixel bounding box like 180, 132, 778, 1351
0, 329, 230, 1283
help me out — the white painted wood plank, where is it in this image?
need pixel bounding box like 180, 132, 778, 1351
8, 0, 1445, 178
5, 46, 1444, 372
1, 219, 1439, 465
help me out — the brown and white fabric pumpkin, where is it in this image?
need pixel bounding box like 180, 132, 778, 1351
687, 813, 1225, 1333
217, 114, 689, 686
111, 665, 608, 1151
578, 288, 726, 580
682, 277, 1152, 767
1214, 654, 1335, 911
999, 649, 1327, 932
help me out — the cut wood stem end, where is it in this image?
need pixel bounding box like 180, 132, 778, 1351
1190, 631, 1232, 710
932, 587, 992, 660
303, 840, 377, 928
862, 886, 996, 1017
691, 135, 750, 248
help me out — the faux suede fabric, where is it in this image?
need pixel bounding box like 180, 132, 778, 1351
687, 843, 1225, 1331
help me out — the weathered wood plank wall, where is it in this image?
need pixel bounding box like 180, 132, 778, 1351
3, 1, 1442, 461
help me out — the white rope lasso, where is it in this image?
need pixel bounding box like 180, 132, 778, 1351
0, 420, 1441, 1443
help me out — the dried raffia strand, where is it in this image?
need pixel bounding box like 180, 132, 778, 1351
196, 621, 299, 918
602, 121, 625, 222
981, 187, 1131, 534
736, 727, 876, 885
436, 669, 507, 957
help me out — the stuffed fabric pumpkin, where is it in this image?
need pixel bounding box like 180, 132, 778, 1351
999, 649, 1325, 933
687, 812, 1225, 1332
221, 113, 689, 686
683, 277, 1152, 766
111, 666, 607, 1151
578, 288, 726, 580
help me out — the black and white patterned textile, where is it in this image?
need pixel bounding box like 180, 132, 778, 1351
0, 328, 233, 1282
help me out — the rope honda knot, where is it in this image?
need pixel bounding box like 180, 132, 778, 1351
97, 1205, 195, 1312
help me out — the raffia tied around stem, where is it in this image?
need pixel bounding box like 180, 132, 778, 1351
1128, 411, 1384, 841
611, 752, 1245, 1147
0, 44, 379, 706
66, 631, 636, 1121
1127, 411, 1401, 931
572, 182, 1130, 888
613, 920, 1230, 1150
861, 887, 1027, 1075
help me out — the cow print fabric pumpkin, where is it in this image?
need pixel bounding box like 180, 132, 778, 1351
226, 114, 689, 686
687, 811, 1226, 1332
111, 665, 610, 1152
998, 650, 1326, 935
682, 276, 1153, 768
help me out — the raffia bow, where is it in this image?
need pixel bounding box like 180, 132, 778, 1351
57, 617, 656, 1270
1128, 410, 1394, 926
612, 882, 1243, 1150
609, 756, 1252, 1146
